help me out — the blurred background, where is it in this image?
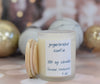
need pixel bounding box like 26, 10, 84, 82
0, 0, 100, 84
0, 0, 100, 56
1, 0, 100, 32
0, 0, 100, 32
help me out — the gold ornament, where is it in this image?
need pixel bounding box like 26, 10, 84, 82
16, 11, 23, 18
84, 26, 100, 52
0, 20, 20, 57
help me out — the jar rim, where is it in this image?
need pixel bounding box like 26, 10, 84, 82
38, 30, 75, 34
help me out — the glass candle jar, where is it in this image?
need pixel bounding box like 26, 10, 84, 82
38, 30, 76, 81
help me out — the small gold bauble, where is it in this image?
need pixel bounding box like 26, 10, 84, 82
16, 11, 23, 18
84, 26, 100, 52
0, 20, 20, 57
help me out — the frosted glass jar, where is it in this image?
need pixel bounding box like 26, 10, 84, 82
38, 30, 76, 81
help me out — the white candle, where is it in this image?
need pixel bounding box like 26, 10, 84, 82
38, 30, 76, 81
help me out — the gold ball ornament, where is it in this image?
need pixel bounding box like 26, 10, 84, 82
0, 20, 20, 57
16, 11, 23, 18
84, 26, 100, 52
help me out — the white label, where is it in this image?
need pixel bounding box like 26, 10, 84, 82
45, 40, 71, 77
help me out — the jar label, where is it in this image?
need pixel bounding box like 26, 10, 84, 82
45, 40, 71, 77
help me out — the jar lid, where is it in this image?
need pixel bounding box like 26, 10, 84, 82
25, 39, 38, 78
38, 30, 75, 38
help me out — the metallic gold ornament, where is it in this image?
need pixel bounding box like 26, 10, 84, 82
84, 26, 100, 52
0, 20, 20, 57
16, 11, 23, 18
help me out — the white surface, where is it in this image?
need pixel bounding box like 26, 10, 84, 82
21, 78, 48, 84
0, 73, 4, 78
0, 65, 21, 70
